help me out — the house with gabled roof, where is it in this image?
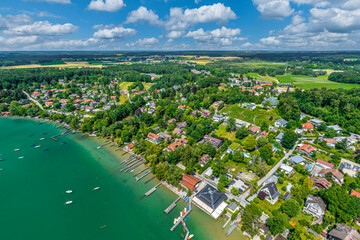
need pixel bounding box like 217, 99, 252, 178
249, 125, 261, 135
203, 135, 222, 148
302, 122, 314, 130
299, 144, 316, 155
147, 132, 161, 144
316, 159, 334, 169
310, 177, 332, 189
303, 194, 326, 219
318, 169, 344, 184
258, 182, 280, 201
179, 174, 201, 191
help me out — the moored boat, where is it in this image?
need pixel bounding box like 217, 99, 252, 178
18, 156, 24, 159
66, 190, 72, 193
44, 148, 49, 151
35, 145, 41, 148
40, 138, 45, 140
14, 149, 20, 151
65, 201, 73, 205
93, 187, 100, 190
188, 234, 194, 239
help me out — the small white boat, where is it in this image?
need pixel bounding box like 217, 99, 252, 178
18, 156, 24, 159
66, 190, 73, 193
93, 187, 100, 191
65, 201, 73, 205
188, 234, 194, 239
40, 138, 45, 140
35, 145, 41, 148
14, 149, 20, 151
97, 146, 101, 149
130, 169, 135, 173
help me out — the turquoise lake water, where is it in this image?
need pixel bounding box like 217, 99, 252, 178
0, 117, 244, 240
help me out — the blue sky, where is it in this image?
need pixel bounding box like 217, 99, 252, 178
0, 0, 359, 50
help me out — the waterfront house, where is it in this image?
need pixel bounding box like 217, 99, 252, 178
249, 125, 261, 135
125, 143, 134, 151
327, 224, 360, 240
258, 182, 280, 201
203, 135, 223, 148
310, 177, 332, 189
192, 184, 228, 219
299, 144, 315, 155
303, 194, 326, 219
179, 174, 201, 191
274, 119, 287, 128
147, 132, 161, 144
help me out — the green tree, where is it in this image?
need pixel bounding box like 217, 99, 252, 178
277, 97, 301, 121
267, 212, 288, 235
231, 187, 240, 195
243, 135, 257, 151
235, 126, 249, 139
281, 198, 300, 217
282, 130, 298, 149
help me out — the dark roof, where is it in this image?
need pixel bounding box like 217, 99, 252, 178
283, 192, 292, 200
227, 201, 238, 212
195, 184, 227, 210
261, 182, 280, 199
306, 194, 326, 212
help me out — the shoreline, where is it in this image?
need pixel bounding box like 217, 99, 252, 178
0, 116, 247, 240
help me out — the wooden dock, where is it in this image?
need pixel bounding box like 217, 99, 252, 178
144, 176, 155, 184
226, 221, 240, 237
181, 220, 190, 240
50, 130, 70, 141
136, 171, 151, 181
124, 160, 144, 173
170, 198, 192, 232
133, 167, 150, 177
97, 141, 113, 149
164, 196, 181, 214
145, 182, 162, 196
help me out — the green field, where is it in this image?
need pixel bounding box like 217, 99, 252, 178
276, 74, 360, 89
119, 81, 154, 90
230, 60, 287, 68
221, 105, 280, 126
245, 72, 278, 83
215, 124, 236, 141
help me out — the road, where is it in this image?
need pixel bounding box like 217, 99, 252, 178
257, 140, 299, 187
23, 91, 45, 111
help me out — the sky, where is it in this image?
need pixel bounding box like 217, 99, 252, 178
0, 0, 359, 51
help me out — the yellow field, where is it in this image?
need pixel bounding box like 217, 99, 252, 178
313, 69, 343, 74
5, 62, 104, 69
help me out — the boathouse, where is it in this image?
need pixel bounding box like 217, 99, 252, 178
193, 184, 227, 219
179, 174, 201, 191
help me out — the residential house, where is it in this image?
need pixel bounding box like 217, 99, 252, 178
203, 135, 223, 148
172, 128, 183, 136
219, 83, 227, 87
303, 194, 326, 219
125, 143, 134, 151
211, 100, 224, 110
242, 103, 257, 110
310, 118, 324, 127
283, 192, 293, 201
302, 122, 314, 130
276, 132, 284, 143
316, 159, 334, 169
322, 138, 338, 148
177, 122, 187, 129
299, 144, 316, 155
199, 154, 211, 165
327, 224, 360, 240
167, 138, 188, 151
257, 131, 268, 139
275, 119, 287, 128
327, 125, 343, 134
201, 110, 211, 117
318, 169, 344, 184
280, 164, 294, 175
289, 155, 306, 164
258, 182, 280, 200
158, 132, 174, 141
178, 105, 186, 110
311, 177, 332, 189
249, 125, 261, 135
350, 190, 360, 198
147, 132, 161, 144
167, 118, 177, 125
262, 97, 279, 107
179, 174, 201, 191
235, 119, 248, 129
212, 114, 227, 123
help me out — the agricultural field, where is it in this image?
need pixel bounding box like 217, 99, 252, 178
4, 61, 104, 69
245, 72, 279, 83
276, 74, 360, 89
220, 105, 280, 126
229, 60, 287, 68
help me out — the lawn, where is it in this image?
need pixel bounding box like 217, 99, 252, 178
245, 72, 278, 83
215, 124, 236, 141
276, 74, 360, 89
119, 81, 154, 91
221, 104, 280, 125
119, 94, 129, 103
292, 212, 313, 227
253, 198, 282, 216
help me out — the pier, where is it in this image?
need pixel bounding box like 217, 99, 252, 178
50, 130, 70, 141
144, 182, 162, 196
226, 221, 240, 237
164, 196, 181, 214
133, 167, 150, 176
170, 198, 192, 232
181, 220, 190, 240
222, 218, 231, 229
97, 141, 113, 149
144, 176, 155, 184
135, 171, 151, 181
124, 159, 145, 173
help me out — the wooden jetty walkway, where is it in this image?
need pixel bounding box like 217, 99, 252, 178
50, 130, 70, 141
145, 182, 162, 196
136, 171, 151, 181
226, 221, 240, 237
145, 176, 155, 184
97, 141, 113, 149
124, 160, 145, 173
164, 196, 181, 214
222, 218, 231, 229
120, 158, 142, 172
181, 220, 190, 240
133, 167, 150, 176
170, 198, 192, 232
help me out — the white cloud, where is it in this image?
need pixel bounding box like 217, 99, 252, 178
166, 30, 185, 39
260, 36, 281, 45
3, 21, 78, 36
253, 0, 294, 19
28, 0, 71, 3
126, 37, 159, 48
0, 36, 39, 46
88, 0, 125, 12
343, 0, 360, 9
0, 14, 33, 30
126, 6, 162, 25
93, 26, 136, 39
186, 26, 244, 46
166, 3, 236, 31
37, 11, 62, 18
